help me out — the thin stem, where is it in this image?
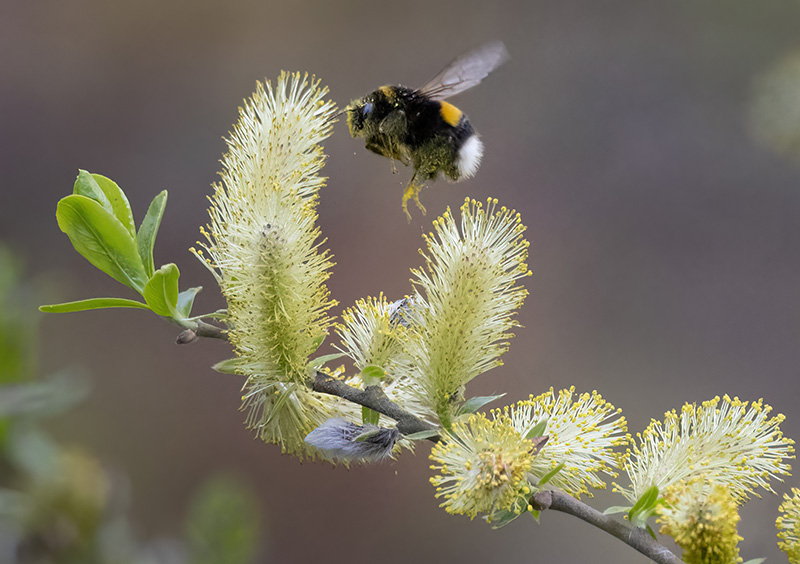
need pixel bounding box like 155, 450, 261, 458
195, 320, 227, 340
309, 372, 438, 438
208, 358, 681, 562
176, 321, 228, 344
531, 490, 685, 564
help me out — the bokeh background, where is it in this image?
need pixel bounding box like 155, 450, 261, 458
3, 0, 800, 562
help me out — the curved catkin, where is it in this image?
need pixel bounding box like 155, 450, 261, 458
618, 395, 794, 504
398, 198, 531, 426
195, 72, 356, 458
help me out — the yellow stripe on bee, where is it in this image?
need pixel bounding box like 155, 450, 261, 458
379, 85, 394, 99
439, 101, 462, 127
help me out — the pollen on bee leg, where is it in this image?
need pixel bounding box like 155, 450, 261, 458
402, 181, 426, 222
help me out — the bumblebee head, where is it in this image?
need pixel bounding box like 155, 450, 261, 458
346, 97, 375, 138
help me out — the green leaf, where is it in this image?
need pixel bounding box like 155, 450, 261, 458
56, 195, 148, 292
403, 429, 441, 441
186, 476, 260, 564
741, 558, 766, 564
537, 462, 565, 487
307, 333, 326, 354
645, 524, 657, 540
603, 505, 632, 516
631, 485, 660, 514
308, 352, 348, 371
213, 357, 247, 374
39, 297, 150, 313
360, 364, 385, 385
74, 171, 136, 238
137, 190, 167, 277
628, 485, 661, 528
488, 506, 527, 529
176, 286, 202, 319
93, 173, 136, 238
73, 170, 112, 212
143, 263, 180, 317
458, 393, 506, 415
526, 417, 548, 440
362, 406, 380, 426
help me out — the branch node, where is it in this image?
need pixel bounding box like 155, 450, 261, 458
530, 490, 552, 511
176, 329, 199, 345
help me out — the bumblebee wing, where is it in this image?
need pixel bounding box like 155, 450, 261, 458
419, 41, 510, 101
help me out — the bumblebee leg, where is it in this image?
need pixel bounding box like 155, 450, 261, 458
401, 175, 426, 222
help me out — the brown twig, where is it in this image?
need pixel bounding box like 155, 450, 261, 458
309, 373, 683, 562
195, 320, 227, 340
176, 320, 228, 344
530, 490, 685, 564
309, 372, 438, 438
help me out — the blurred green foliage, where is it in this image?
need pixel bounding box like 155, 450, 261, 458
0, 245, 262, 564
186, 477, 261, 564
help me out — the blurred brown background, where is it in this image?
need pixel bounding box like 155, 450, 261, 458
3, 0, 800, 562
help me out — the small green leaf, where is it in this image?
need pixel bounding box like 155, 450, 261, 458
526, 417, 548, 439
538, 462, 565, 487
137, 190, 167, 277
73, 170, 112, 212
74, 171, 137, 238
458, 393, 506, 415
403, 429, 441, 441
645, 524, 657, 540
629, 485, 661, 528
143, 263, 180, 317
176, 286, 202, 319
92, 173, 136, 238
308, 352, 347, 371
631, 485, 659, 514
39, 297, 150, 313
603, 505, 632, 516
360, 364, 385, 385
213, 357, 247, 374
56, 194, 148, 292
307, 333, 326, 354
362, 406, 380, 426
488, 507, 527, 529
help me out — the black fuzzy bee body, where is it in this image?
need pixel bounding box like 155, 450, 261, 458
349, 85, 479, 183
346, 42, 508, 220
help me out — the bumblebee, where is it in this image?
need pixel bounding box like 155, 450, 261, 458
346, 41, 509, 220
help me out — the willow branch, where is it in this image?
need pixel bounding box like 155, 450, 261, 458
194, 320, 227, 340
531, 490, 684, 564
176, 320, 228, 344
309, 372, 438, 438
312, 374, 682, 562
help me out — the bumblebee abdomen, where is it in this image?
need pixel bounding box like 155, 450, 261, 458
438, 101, 463, 127
414, 101, 483, 181
455, 133, 483, 179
